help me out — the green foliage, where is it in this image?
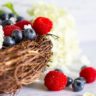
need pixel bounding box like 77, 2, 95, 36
3, 2, 18, 16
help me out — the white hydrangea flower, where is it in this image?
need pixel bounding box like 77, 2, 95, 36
83, 92, 96, 96
0, 25, 4, 49
29, 3, 90, 76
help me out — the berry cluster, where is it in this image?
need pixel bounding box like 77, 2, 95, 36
0, 12, 53, 47
44, 66, 96, 92
0, 13, 24, 25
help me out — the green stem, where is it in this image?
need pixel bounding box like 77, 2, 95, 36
47, 34, 59, 40
2, 2, 19, 16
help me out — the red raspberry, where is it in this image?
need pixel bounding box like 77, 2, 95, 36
3, 25, 21, 36
33, 17, 53, 35
80, 67, 96, 83
15, 20, 33, 29
44, 70, 67, 91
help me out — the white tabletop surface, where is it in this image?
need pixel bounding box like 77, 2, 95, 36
0, 0, 96, 96
12, 42, 96, 96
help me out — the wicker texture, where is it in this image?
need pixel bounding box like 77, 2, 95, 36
0, 36, 52, 94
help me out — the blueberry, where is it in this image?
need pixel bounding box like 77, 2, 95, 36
81, 65, 87, 70
3, 36, 16, 47
16, 16, 24, 22
23, 28, 37, 40
11, 30, 23, 43
66, 77, 73, 87
0, 13, 8, 20
72, 79, 85, 92
75, 77, 86, 84
55, 69, 62, 72
2, 20, 13, 27
8, 13, 15, 18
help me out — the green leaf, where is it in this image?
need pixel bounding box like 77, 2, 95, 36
3, 2, 18, 16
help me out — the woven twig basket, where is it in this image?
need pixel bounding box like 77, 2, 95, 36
0, 36, 52, 94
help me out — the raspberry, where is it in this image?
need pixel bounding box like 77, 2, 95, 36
3, 25, 21, 36
80, 67, 96, 83
44, 70, 67, 91
33, 17, 53, 35
15, 20, 32, 29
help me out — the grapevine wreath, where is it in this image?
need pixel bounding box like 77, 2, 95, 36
0, 9, 53, 94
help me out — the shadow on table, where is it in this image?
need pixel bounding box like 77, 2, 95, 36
26, 82, 47, 91
65, 87, 72, 92
26, 82, 78, 93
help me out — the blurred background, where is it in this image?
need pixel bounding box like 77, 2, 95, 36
0, 0, 96, 65
0, 0, 96, 42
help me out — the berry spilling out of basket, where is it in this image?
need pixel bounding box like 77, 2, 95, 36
44, 66, 96, 92
0, 12, 53, 47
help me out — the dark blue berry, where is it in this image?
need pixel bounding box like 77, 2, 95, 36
75, 77, 86, 84
81, 65, 87, 70
72, 79, 85, 92
55, 69, 62, 72
11, 30, 23, 43
8, 13, 15, 18
2, 20, 13, 27
16, 16, 24, 22
66, 77, 73, 87
3, 36, 15, 46
23, 28, 37, 40
0, 13, 8, 20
